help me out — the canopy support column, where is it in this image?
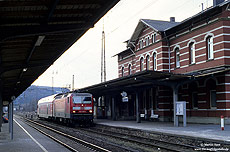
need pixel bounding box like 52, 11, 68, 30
112, 97, 116, 121
0, 95, 2, 132
173, 86, 179, 127
136, 92, 140, 123
9, 101, 13, 140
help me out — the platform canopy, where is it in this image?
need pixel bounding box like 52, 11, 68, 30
78, 66, 230, 97
78, 70, 193, 96
0, 0, 119, 102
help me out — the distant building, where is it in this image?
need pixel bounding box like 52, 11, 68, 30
80, 0, 230, 124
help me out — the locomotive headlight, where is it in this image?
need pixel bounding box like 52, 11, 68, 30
89, 110, 93, 113
73, 110, 76, 113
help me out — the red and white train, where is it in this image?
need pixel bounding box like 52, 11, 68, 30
37, 92, 94, 124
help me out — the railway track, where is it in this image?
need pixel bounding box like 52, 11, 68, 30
18, 114, 230, 152
18, 116, 137, 152
80, 127, 198, 152
18, 116, 111, 152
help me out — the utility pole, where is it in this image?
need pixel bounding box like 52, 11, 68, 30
101, 22, 106, 82
52, 76, 54, 94
72, 75, 74, 91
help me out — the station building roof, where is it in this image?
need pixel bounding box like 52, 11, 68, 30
0, 0, 119, 102
117, 0, 230, 55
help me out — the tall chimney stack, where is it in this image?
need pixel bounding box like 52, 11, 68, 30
213, 0, 225, 6
170, 17, 175, 22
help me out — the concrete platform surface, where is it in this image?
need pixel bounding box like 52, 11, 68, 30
0, 118, 70, 152
94, 119, 230, 142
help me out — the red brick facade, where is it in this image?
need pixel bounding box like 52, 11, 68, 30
117, 4, 230, 123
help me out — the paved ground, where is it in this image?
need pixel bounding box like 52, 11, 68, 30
0, 118, 70, 152
94, 119, 230, 142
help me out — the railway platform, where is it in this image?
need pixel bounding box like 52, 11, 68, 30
94, 119, 230, 142
0, 118, 70, 152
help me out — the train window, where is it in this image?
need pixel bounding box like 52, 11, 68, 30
55, 95, 62, 99
72, 96, 92, 104
82, 97, 92, 104
73, 96, 81, 104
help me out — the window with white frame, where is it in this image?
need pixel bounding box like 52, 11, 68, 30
128, 64, 132, 75
145, 37, 149, 47
207, 36, 214, 60
121, 66, 124, 77
189, 42, 195, 64
152, 33, 156, 43
175, 48, 180, 68
153, 52, 157, 71
139, 39, 143, 49
140, 57, 144, 71
146, 55, 150, 70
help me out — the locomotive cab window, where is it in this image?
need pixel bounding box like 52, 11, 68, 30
82, 97, 92, 104
73, 96, 92, 104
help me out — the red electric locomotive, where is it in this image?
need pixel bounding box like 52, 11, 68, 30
37, 92, 94, 124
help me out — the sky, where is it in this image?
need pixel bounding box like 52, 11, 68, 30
33, 0, 215, 89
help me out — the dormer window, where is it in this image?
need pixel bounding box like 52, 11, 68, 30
145, 37, 149, 47
128, 64, 132, 75
139, 39, 143, 49
121, 66, 124, 77
152, 33, 156, 43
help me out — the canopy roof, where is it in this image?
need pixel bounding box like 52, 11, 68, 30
0, 0, 119, 101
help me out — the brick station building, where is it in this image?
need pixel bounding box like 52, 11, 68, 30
80, 0, 230, 124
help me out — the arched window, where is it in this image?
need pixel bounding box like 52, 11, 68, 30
140, 57, 144, 71
146, 55, 150, 70
121, 66, 124, 77
175, 48, 180, 68
152, 33, 156, 43
139, 39, 143, 49
152, 52, 157, 71
128, 64, 132, 75
207, 36, 214, 60
189, 42, 195, 64
147, 37, 150, 46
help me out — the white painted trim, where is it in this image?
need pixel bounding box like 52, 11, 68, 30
180, 51, 189, 56
180, 58, 189, 62
136, 46, 168, 58
157, 109, 171, 111
197, 109, 230, 111
158, 96, 171, 98
217, 92, 230, 94
158, 102, 170, 105
215, 56, 230, 60
170, 26, 224, 47
196, 53, 206, 58
182, 94, 189, 97
198, 93, 206, 95
198, 101, 206, 103
180, 65, 189, 68
217, 100, 230, 103
204, 32, 214, 41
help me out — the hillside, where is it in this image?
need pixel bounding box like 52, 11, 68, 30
14, 85, 70, 112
